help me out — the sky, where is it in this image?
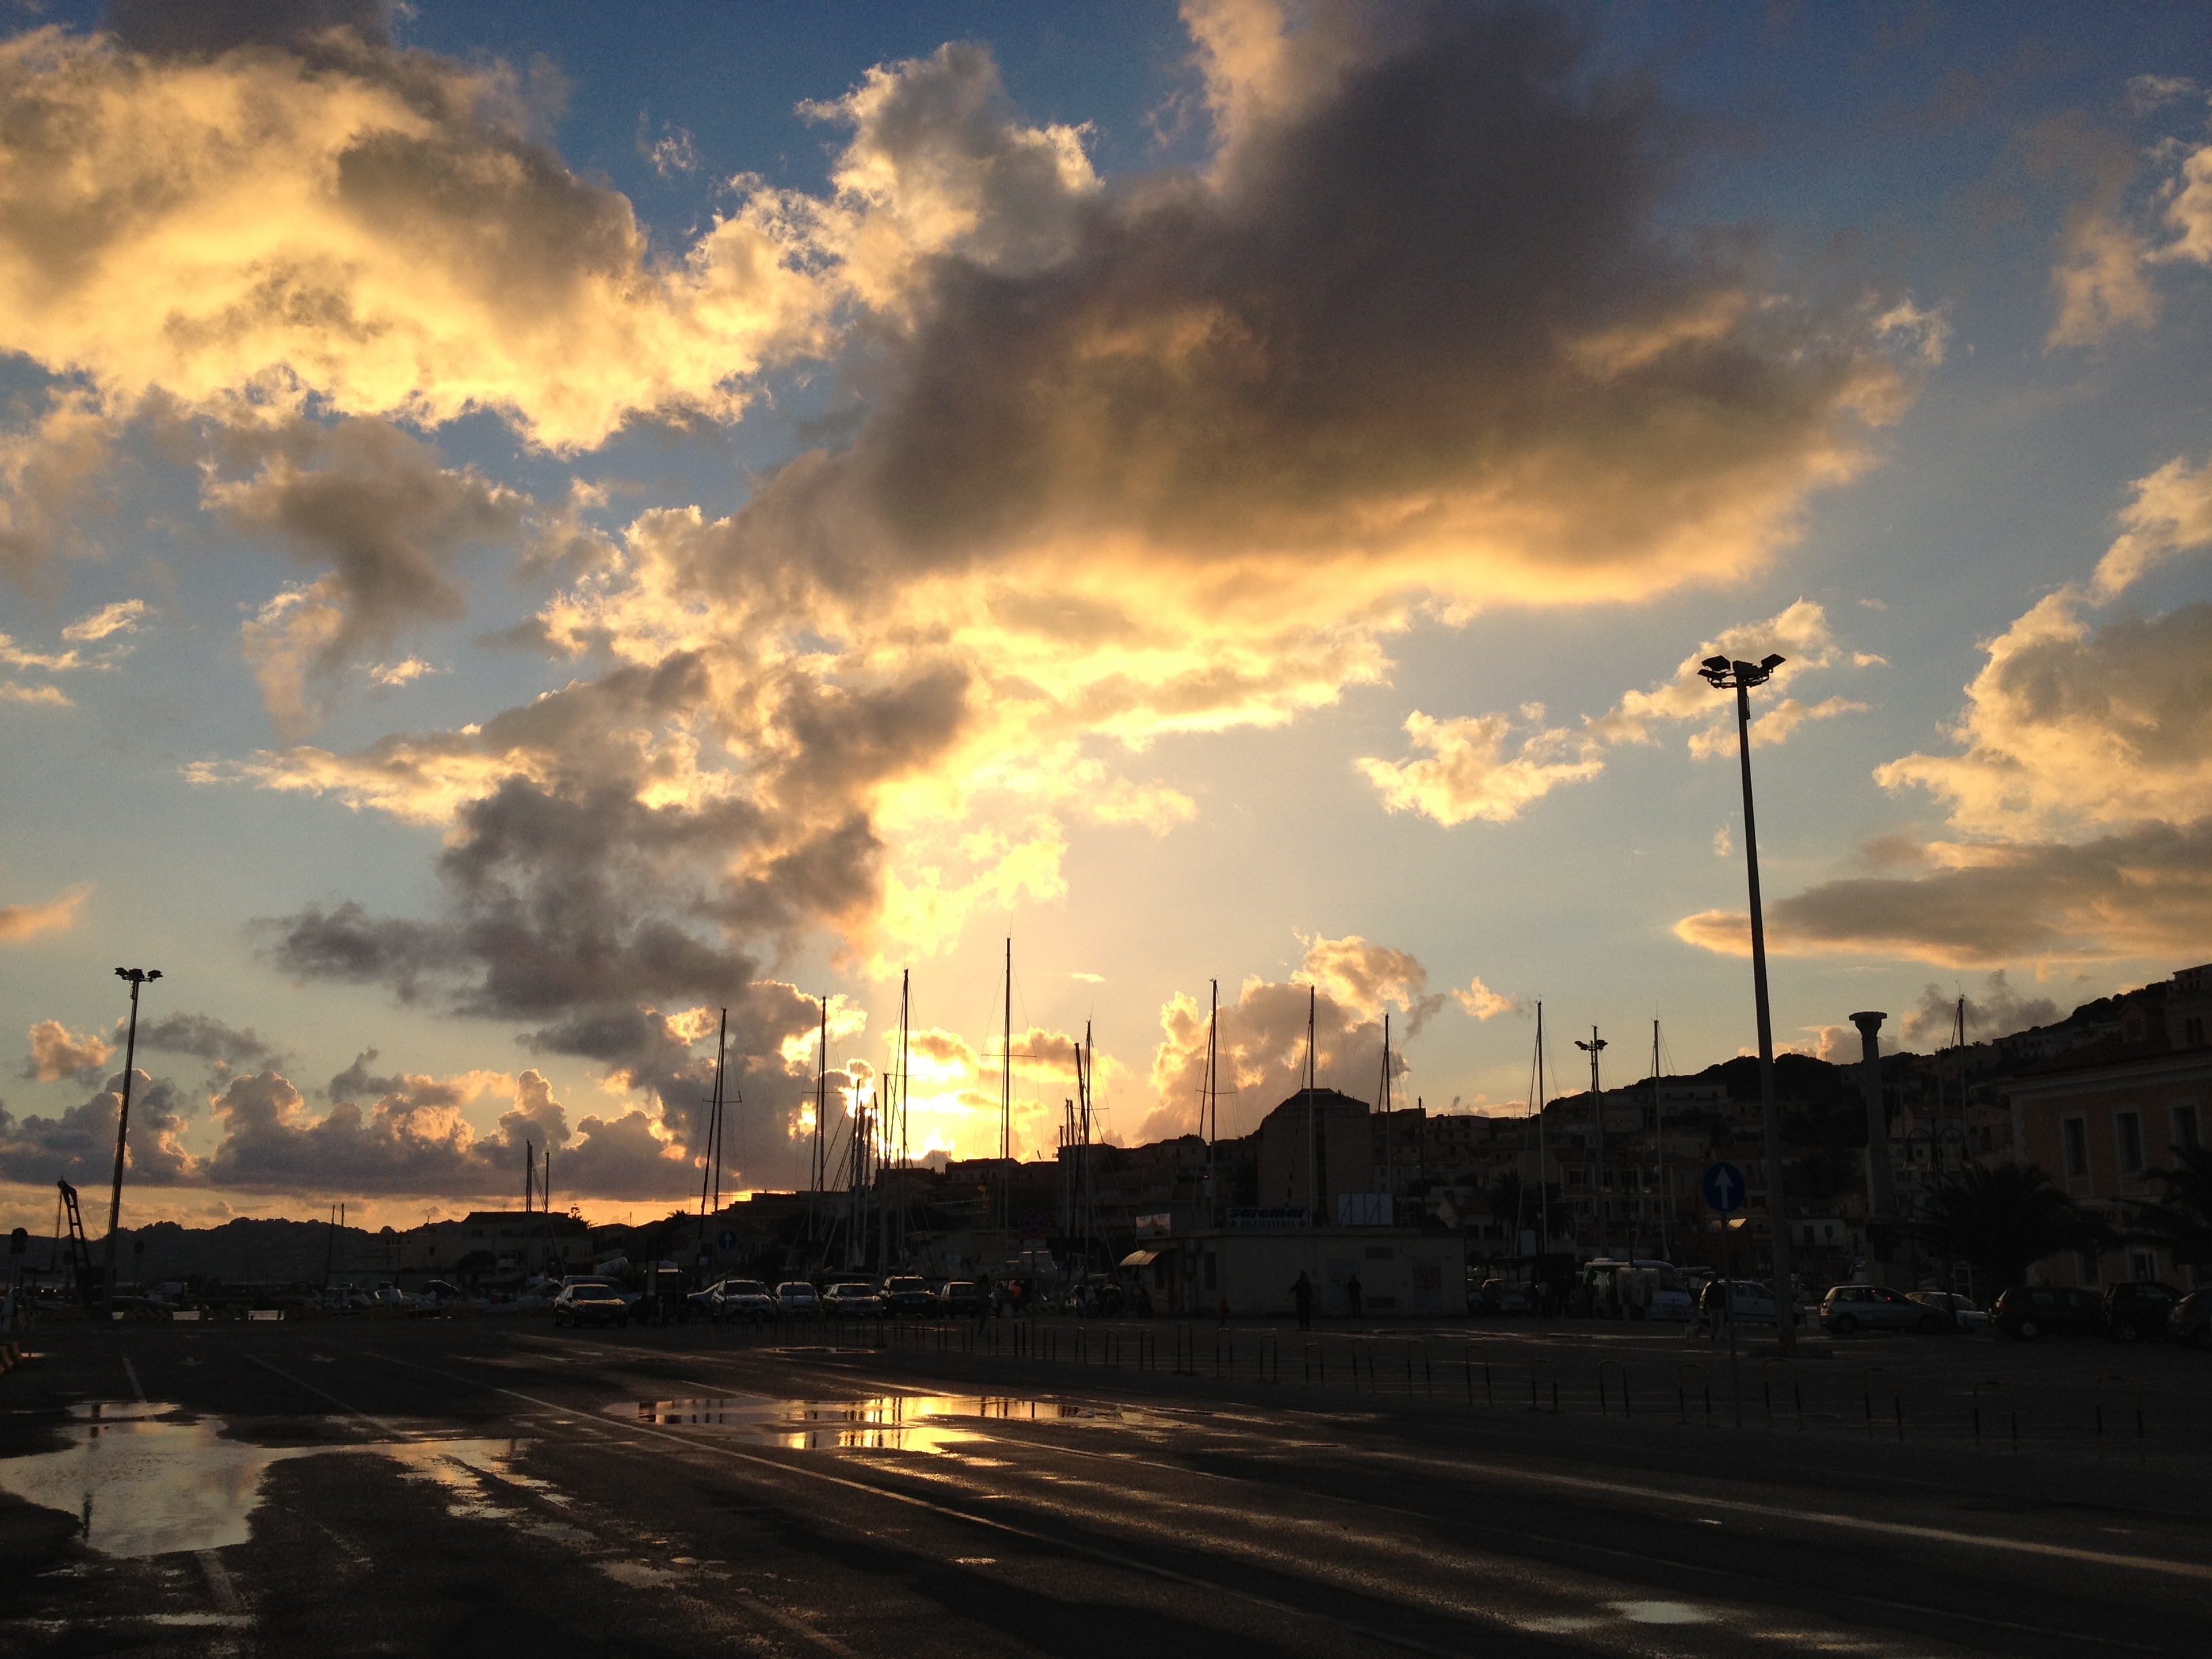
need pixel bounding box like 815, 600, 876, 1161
1, 1, 2208, 1233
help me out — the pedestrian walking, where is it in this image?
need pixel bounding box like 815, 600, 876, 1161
1345, 1273, 1364, 1320
1290, 1270, 1314, 1330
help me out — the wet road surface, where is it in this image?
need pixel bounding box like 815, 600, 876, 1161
3, 1316, 2208, 1656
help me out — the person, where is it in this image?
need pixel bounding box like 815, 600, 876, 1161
1290, 1270, 1314, 1330
1345, 1272, 1364, 1319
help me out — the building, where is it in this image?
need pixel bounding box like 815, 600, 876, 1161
1254, 1088, 1378, 1221
1134, 1226, 1466, 1319
2007, 964, 2212, 1288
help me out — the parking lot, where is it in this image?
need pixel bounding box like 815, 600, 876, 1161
3, 1308, 2208, 1657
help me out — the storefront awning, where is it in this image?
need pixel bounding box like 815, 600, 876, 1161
1119, 1248, 1166, 1268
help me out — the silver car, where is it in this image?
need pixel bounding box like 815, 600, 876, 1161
1820, 1284, 1948, 1334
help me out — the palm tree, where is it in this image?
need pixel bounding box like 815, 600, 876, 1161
2132, 1144, 2212, 1269
1914, 1164, 2110, 1295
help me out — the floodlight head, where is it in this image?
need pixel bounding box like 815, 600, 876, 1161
1759, 653, 1786, 672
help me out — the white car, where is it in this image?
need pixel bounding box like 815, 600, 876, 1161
775, 1281, 821, 1315
1907, 1290, 1988, 1333
709, 1279, 778, 1322
1701, 1279, 1803, 1326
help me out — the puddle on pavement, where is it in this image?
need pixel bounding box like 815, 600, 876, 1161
615, 1393, 1158, 1453
0, 1401, 550, 1559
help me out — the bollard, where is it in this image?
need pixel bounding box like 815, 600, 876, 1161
1759, 1359, 1803, 1432
1861, 1366, 1903, 1441
2093, 1374, 2145, 1462
1597, 1357, 1631, 1418
1530, 1355, 1559, 1414
1675, 1361, 1712, 1427
1970, 1376, 2018, 1452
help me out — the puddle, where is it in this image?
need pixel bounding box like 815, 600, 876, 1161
1611, 1600, 1713, 1624
600, 1561, 682, 1587
615, 1393, 1160, 1454
0, 1403, 548, 1558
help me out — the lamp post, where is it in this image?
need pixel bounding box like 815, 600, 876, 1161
1574, 1031, 1608, 1260
104, 966, 162, 1314
1697, 653, 1797, 1354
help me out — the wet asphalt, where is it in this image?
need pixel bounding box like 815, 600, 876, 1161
2, 1313, 2208, 1657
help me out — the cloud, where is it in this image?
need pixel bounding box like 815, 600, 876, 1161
136, 1011, 287, 1080
179, 8, 1922, 1112
1673, 819, 2212, 968
2047, 197, 2158, 348
0, 882, 90, 941
206, 419, 525, 735
1357, 710, 1602, 825
24, 1019, 112, 1082
61, 598, 148, 642
1364, 600, 1874, 825
0, 392, 115, 593
0, 22, 836, 449
1452, 975, 1520, 1020
0, 1067, 195, 1187
1875, 594, 2212, 839
2091, 448, 2212, 600
2125, 75, 2199, 116
2151, 136, 2212, 268
1901, 970, 2060, 1048
1, 682, 72, 708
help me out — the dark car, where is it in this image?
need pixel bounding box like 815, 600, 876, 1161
2103, 1280, 2180, 1343
880, 1276, 937, 1317
1992, 1284, 2103, 1340
936, 1281, 982, 1317
2168, 1290, 2212, 1349
418, 1279, 465, 1303
552, 1282, 631, 1328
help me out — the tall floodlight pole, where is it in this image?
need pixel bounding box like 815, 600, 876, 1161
1574, 1031, 1607, 1260
103, 967, 162, 1313
1698, 651, 1797, 1355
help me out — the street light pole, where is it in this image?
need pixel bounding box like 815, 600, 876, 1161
1698, 653, 1797, 1355
1574, 1031, 1608, 1260
103, 966, 162, 1315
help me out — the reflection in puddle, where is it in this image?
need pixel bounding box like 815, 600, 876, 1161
1610, 1600, 1713, 1625
615, 1393, 1156, 1454
0, 1404, 548, 1559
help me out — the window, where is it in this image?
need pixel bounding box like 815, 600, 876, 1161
1203, 1253, 1217, 1291
2185, 1015, 2206, 1047
2062, 1118, 2089, 1177
2129, 1251, 2157, 1282
2175, 1104, 2201, 1151
2076, 1250, 2101, 1287
2116, 1112, 2144, 1174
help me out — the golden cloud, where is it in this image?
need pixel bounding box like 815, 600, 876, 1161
0, 882, 90, 941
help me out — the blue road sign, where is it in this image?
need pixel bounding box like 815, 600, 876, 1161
1702, 1161, 1747, 1214
1020, 1210, 1050, 1240
716, 1229, 738, 1250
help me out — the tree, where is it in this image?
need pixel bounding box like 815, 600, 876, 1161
1914, 1164, 2109, 1295
1488, 1172, 1525, 1241
2131, 1143, 2212, 1269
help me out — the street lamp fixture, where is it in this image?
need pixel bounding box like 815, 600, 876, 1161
1697, 653, 1797, 1354
104, 967, 161, 1315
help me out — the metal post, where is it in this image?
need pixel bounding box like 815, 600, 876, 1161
102, 968, 160, 1313
1700, 655, 1796, 1357
1850, 1011, 1896, 1284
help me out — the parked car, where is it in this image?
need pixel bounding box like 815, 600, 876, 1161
775, 1281, 821, 1316
1698, 1279, 1803, 1326
2167, 1290, 2212, 1349
1907, 1291, 1988, 1332
1992, 1284, 2104, 1340
935, 1281, 982, 1317
880, 1275, 937, 1317
1820, 1284, 1948, 1335
708, 1279, 778, 1322
822, 1282, 886, 1318
418, 1279, 465, 1303
552, 1282, 631, 1328
2103, 1280, 2180, 1343
1471, 1277, 1531, 1315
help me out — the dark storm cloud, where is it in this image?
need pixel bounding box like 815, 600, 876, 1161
0, 1067, 193, 1186
106, 1, 392, 60
137, 1011, 287, 1078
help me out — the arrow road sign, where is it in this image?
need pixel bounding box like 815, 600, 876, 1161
1701, 1160, 1746, 1214
717, 1230, 738, 1250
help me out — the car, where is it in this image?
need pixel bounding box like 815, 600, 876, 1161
708, 1279, 778, 1323
1820, 1284, 1947, 1335
935, 1281, 982, 1317
1471, 1277, 1530, 1315
2167, 1290, 2212, 1349
880, 1275, 937, 1317
1907, 1290, 1988, 1332
1992, 1284, 2104, 1340
775, 1281, 821, 1316
1698, 1279, 1803, 1326
2102, 1280, 2180, 1343
418, 1279, 465, 1303
552, 1282, 631, 1328
821, 1282, 887, 1318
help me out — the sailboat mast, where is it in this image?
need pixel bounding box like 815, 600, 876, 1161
811, 996, 827, 1242
1535, 1002, 1549, 1257
701, 1007, 726, 1223
1653, 1017, 1669, 1261
1305, 985, 1319, 1227
999, 939, 1013, 1237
